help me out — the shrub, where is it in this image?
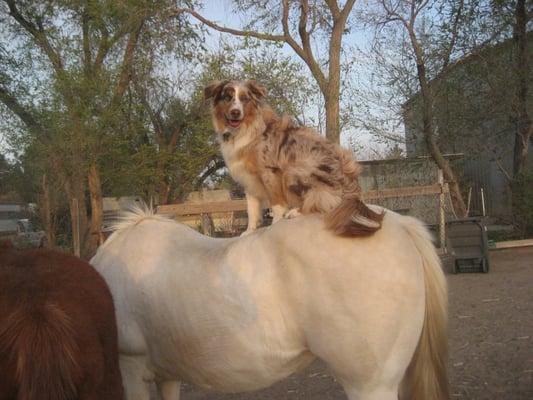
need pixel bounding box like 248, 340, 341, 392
511, 172, 533, 238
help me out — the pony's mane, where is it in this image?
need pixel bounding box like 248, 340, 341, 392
95, 203, 175, 254
110, 203, 173, 233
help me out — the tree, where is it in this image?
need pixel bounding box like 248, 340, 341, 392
172, 0, 359, 144
124, 82, 219, 204
364, 0, 484, 217
510, 0, 532, 176
0, 154, 15, 200
465, 0, 532, 178
130, 41, 316, 204
0, 0, 199, 258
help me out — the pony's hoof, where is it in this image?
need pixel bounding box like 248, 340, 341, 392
284, 209, 302, 219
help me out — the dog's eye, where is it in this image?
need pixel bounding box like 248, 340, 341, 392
223, 94, 232, 101
240, 95, 250, 102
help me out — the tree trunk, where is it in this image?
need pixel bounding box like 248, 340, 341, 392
86, 163, 104, 258
512, 0, 531, 176
64, 175, 90, 258
324, 91, 340, 144
40, 174, 56, 248
422, 94, 467, 218
417, 62, 468, 217
158, 182, 171, 205
324, 2, 354, 144
155, 151, 171, 205
424, 132, 468, 217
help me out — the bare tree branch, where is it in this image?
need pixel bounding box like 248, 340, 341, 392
4, 0, 64, 73
171, 8, 285, 41
340, 0, 357, 20
196, 159, 225, 187
173, 4, 329, 95
92, 25, 132, 75
325, 0, 341, 19
171, 2, 356, 143
82, 7, 92, 76
413, 0, 431, 21
441, 0, 464, 70
110, 19, 145, 106
0, 85, 43, 133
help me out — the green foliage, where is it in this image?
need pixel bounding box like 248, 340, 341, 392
0, 154, 20, 201
196, 40, 317, 120
0, 0, 318, 250
123, 40, 313, 203
486, 228, 518, 243
511, 172, 533, 237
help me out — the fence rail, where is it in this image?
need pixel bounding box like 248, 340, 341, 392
156, 184, 447, 216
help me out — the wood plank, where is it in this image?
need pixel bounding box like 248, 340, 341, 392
363, 184, 446, 200
157, 185, 447, 216
493, 239, 533, 250
158, 199, 248, 216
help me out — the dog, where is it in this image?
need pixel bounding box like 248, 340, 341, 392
204, 79, 384, 236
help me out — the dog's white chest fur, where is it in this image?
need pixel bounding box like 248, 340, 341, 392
220, 134, 266, 200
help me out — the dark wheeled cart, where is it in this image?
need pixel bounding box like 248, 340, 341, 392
446, 218, 490, 273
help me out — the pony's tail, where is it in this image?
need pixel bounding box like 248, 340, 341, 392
400, 216, 450, 400
325, 195, 384, 236
0, 303, 81, 400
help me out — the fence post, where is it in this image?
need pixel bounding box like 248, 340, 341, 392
200, 213, 214, 237
438, 169, 447, 254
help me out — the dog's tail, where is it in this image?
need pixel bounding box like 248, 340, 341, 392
325, 195, 384, 236
0, 303, 81, 400
323, 148, 383, 236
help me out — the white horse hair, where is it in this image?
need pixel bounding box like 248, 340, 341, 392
91, 205, 449, 400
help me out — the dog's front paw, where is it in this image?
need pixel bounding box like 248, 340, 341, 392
284, 208, 302, 219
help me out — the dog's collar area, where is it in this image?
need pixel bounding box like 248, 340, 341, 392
222, 132, 232, 142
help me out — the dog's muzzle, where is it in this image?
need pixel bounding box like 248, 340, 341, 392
226, 116, 242, 128
226, 108, 243, 128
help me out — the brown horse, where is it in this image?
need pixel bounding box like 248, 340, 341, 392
0, 242, 124, 400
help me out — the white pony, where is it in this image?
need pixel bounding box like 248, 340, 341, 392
91, 206, 449, 400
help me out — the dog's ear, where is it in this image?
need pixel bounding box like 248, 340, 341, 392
204, 80, 229, 101
246, 80, 267, 100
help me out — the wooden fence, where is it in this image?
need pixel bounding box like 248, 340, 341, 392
157, 184, 445, 216
157, 171, 449, 251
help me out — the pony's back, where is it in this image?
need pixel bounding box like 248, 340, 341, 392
0, 247, 124, 400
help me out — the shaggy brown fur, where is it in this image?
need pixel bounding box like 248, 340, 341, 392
0, 246, 124, 400
205, 79, 383, 236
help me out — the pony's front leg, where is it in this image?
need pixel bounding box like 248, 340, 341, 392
120, 355, 153, 400
241, 193, 263, 235
158, 381, 181, 400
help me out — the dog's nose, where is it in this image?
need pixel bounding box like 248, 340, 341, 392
230, 109, 241, 119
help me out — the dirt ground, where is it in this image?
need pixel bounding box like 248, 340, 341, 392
180, 247, 533, 400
